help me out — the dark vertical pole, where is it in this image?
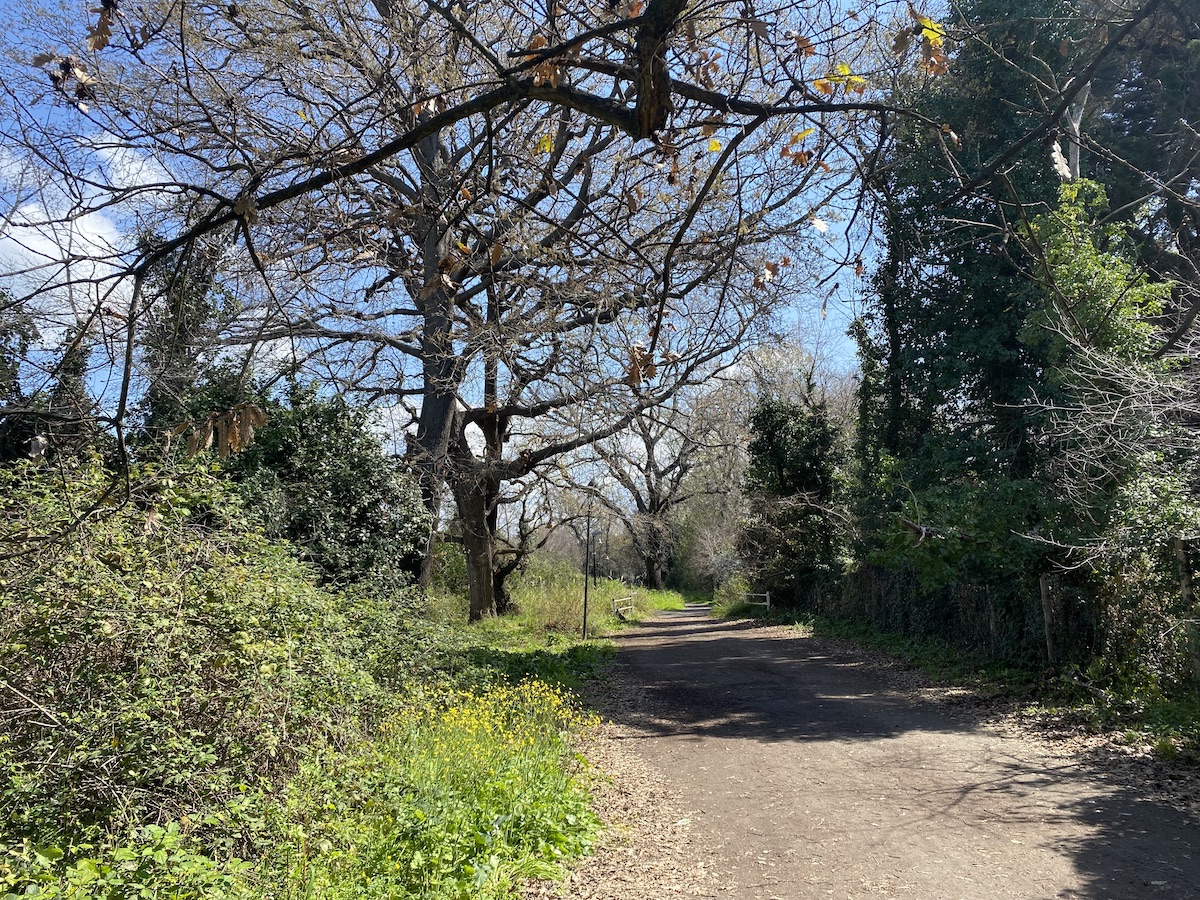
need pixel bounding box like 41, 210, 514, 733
583, 503, 591, 639
1040, 573, 1056, 667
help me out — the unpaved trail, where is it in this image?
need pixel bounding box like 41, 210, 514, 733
598, 605, 1200, 900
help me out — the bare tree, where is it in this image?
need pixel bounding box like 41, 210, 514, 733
586, 396, 735, 588
0, 0, 1163, 615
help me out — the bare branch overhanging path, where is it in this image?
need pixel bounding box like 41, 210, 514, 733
598, 607, 1199, 899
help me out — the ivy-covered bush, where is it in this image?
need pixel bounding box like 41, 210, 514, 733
738, 399, 847, 605
225, 385, 429, 587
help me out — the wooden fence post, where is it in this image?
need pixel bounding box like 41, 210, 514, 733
1040, 573, 1057, 667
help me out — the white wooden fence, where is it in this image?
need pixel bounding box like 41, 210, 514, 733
744, 591, 771, 612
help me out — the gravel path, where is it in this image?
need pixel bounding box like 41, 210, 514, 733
543, 606, 1200, 900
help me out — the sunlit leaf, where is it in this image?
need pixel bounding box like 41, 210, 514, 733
908, 3, 945, 47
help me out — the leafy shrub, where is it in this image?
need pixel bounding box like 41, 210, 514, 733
740, 400, 847, 605
429, 540, 470, 603
0, 460, 411, 850
712, 573, 753, 616
0, 824, 253, 900
227, 385, 429, 587
0, 464, 612, 900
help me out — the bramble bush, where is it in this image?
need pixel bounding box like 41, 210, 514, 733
0, 459, 408, 846
0, 460, 608, 899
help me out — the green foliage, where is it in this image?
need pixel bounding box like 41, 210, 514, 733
261, 682, 600, 899
0, 467, 614, 899
0, 300, 38, 463
1086, 464, 1200, 696
746, 400, 839, 499
711, 574, 754, 617
851, 67, 1200, 683
227, 385, 429, 587
876, 478, 1058, 591
430, 540, 470, 600
740, 401, 846, 604
136, 232, 235, 434
0, 825, 253, 900
0, 460, 409, 851
1023, 181, 1171, 363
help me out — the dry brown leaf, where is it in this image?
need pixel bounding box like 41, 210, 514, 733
625, 356, 642, 387
233, 193, 258, 225
236, 409, 255, 449
85, 22, 112, 51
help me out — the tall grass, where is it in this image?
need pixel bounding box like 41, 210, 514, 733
504, 556, 685, 636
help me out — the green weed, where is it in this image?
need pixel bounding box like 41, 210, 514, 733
260, 681, 601, 899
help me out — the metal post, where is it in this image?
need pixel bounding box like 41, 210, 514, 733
582, 502, 592, 639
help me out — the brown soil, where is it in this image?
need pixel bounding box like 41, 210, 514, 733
535, 606, 1200, 900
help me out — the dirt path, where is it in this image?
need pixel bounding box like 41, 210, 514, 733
579, 606, 1200, 900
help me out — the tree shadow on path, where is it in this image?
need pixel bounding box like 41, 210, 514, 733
602, 606, 1200, 900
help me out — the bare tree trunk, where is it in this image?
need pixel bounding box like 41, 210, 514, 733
454, 479, 498, 621
645, 555, 664, 590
